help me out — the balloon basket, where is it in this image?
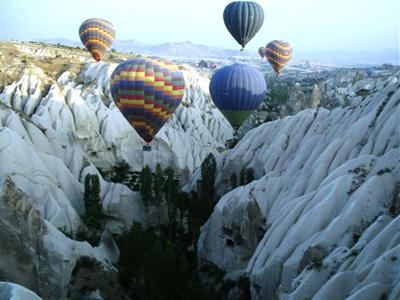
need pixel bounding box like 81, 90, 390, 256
143, 145, 152, 152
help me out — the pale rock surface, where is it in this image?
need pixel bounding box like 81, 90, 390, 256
0, 46, 233, 297
76, 62, 233, 173
311, 84, 322, 107
198, 72, 400, 299
4, 43, 398, 298
0, 177, 116, 300
0, 282, 42, 300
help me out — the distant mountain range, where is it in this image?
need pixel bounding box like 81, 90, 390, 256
40, 38, 245, 59
40, 38, 399, 66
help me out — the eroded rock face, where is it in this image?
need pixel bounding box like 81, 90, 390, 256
67, 257, 130, 300
2, 42, 399, 299
0, 177, 45, 294
0, 43, 233, 298
0, 177, 119, 300
198, 72, 400, 299
0, 282, 42, 300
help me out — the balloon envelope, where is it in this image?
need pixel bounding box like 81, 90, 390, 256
264, 40, 293, 75
111, 58, 185, 143
209, 64, 267, 128
258, 47, 265, 58
223, 1, 264, 48
79, 18, 115, 61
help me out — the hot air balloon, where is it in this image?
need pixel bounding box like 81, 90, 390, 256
258, 47, 265, 58
264, 40, 293, 75
223, 1, 264, 50
79, 18, 115, 62
110, 58, 185, 149
209, 64, 267, 128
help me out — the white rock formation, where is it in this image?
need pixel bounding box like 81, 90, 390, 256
0, 282, 42, 300
319, 68, 391, 108
0, 176, 116, 299
311, 84, 322, 107
78, 62, 233, 174
0, 43, 233, 298
198, 72, 400, 299
3, 42, 398, 299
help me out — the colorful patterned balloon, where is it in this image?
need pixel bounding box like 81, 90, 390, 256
209, 64, 267, 128
79, 18, 115, 61
264, 40, 293, 75
110, 58, 185, 143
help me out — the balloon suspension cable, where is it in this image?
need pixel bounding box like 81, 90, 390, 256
233, 125, 240, 135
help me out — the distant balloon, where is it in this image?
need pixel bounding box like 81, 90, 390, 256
258, 47, 265, 58
79, 18, 115, 62
209, 64, 267, 128
110, 58, 185, 144
223, 1, 264, 49
264, 40, 293, 75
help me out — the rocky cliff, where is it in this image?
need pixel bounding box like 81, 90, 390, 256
0, 41, 232, 299
197, 71, 400, 299
0, 41, 399, 299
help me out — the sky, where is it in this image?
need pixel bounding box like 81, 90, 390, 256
0, 0, 398, 52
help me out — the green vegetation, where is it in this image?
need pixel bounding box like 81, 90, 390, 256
82, 174, 103, 230
78, 174, 104, 245
230, 172, 238, 189
153, 164, 164, 204
237, 167, 255, 187
140, 165, 153, 209
116, 222, 219, 300
246, 167, 255, 183
240, 168, 246, 185
57, 225, 73, 239
80, 155, 241, 298
113, 153, 222, 299
265, 74, 291, 106
109, 160, 133, 183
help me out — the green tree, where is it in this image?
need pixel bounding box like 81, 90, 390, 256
153, 164, 164, 205
110, 160, 132, 183
230, 173, 238, 189
191, 153, 218, 236
240, 167, 246, 186
200, 153, 216, 201
246, 167, 255, 184
80, 174, 104, 245
83, 174, 102, 230
175, 191, 189, 225
164, 167, 179, 238
163, 167, 176, 200
140, 165, 153, 210
127, 172, 141, 191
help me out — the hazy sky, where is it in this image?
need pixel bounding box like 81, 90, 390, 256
0, 0, 398, 51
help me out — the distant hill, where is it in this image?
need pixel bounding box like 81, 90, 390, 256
39, 38, 399, 66
40, 39, 245, 59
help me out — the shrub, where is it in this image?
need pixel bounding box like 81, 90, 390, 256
108, 160, 132, 183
